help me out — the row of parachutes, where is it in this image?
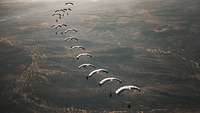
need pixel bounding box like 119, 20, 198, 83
50, 1, 142, 109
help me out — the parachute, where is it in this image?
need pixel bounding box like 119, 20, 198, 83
64, 37, 78, 41
76, 53, 92, 60
99, 77, 122, 86
65, 2, 74, 5
70, 46, 85, 50
115, 85, 141, 95
78, 63, 96, 69
87, 69, 108, 79
64, 28, 78, 33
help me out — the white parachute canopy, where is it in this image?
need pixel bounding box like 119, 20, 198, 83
87, 69, 108, 79
70, 46, 85, 50
99, 77, 122, 86
76, 53, 92, 60
115, 85, 141, 95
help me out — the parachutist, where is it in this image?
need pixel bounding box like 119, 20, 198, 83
127, 104, 131, 109
109, 93, 112, 98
